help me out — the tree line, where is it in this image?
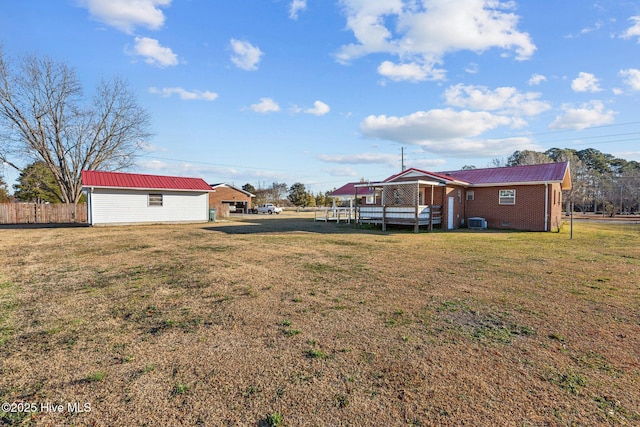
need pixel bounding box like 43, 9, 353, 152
241, 182, 334, 208
5, 146, 638, 216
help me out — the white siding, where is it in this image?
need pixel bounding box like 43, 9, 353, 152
88, 189, 208, 225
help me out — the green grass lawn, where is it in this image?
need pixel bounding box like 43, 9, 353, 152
0, 214, 638, 426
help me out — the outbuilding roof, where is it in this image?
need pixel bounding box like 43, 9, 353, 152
82, 170, 213, 191
209, 183, 256, 197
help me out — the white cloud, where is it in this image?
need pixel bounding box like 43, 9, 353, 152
549, 100, 616, 130
620, 68, 640, 91
323, 166, 358, 177
230, 39, 263, 71
305, 100, 331, 116
621, 16, 640, 42
250, 98, 280, 113
528, 74, 547, 86
408, 158, 448, 170
377, 61, 445, 82
136, 159, 291, 184
139, 161, 241, 180
571, 72, 602, 93
336, 0, 535, 82
78, 0, 171, 34
566, 21, 603, 39
362, 109, 512, 141
465, 63, 479, 74
130, 37, 178, 67
148, 87, 218, 101
443, 84, 551, 116
139, 142, 168, 153
137, 159, 169, 170
359, 108, 536, 157
289, 0, 307, 20
317, 153, 400, 167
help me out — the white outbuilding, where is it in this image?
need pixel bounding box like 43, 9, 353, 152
82, 170, 213, 226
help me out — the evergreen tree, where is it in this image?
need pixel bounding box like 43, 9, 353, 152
242, 183, 256, 194
13, 161, 63, 203
288, 182, 308, 206
0, 175, 10, 202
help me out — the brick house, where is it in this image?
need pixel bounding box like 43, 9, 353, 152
209, 183, 255, 214
354, 162, 571, 232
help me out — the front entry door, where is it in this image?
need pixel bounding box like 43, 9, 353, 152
447, 196, 454, 229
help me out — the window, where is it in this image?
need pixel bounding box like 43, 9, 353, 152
466, 191, 474, 201
149, 193, 163, 206
457, 189, 462, 203
499, 189, 515, 205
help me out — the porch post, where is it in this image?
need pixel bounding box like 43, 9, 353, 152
354, 185, 359, 225
414, 182, 419, 233
429, 185, 434, 231
442, 186, 447, 231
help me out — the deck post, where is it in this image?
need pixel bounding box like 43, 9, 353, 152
382, 205, 387, 231
414, 182, 419, 233
442, 186, 447, 231
349, 198, 353, 223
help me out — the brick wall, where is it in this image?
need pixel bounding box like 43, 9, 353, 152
209, 186, 252, 212
548, 183, 564, 231
465, 184, 563, 231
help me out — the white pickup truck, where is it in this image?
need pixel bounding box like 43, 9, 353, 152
252, 203, 283, 214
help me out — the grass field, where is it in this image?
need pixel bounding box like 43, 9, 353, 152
0, 213, 638, 426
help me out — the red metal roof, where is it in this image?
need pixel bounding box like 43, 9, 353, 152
442, 162, 569, 185
82, 170, 213, 191
328, 182, 374, 197
383, 162, 569, 186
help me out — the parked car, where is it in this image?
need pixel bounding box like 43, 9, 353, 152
251, 203, 283, 214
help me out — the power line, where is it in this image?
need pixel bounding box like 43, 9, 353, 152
522, 120, 640, 138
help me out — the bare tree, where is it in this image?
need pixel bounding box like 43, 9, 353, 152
0, 48, 151, 204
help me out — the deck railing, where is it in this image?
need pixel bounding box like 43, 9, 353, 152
314, 207, 355, 223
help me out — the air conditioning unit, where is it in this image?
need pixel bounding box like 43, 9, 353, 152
468, 217, 487, 229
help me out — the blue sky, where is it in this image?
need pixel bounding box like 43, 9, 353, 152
1, 0, 640, 193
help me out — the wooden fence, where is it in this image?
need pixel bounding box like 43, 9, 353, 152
0, 203, 87, 224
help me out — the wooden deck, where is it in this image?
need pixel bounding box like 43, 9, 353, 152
357, 205, 442, 232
